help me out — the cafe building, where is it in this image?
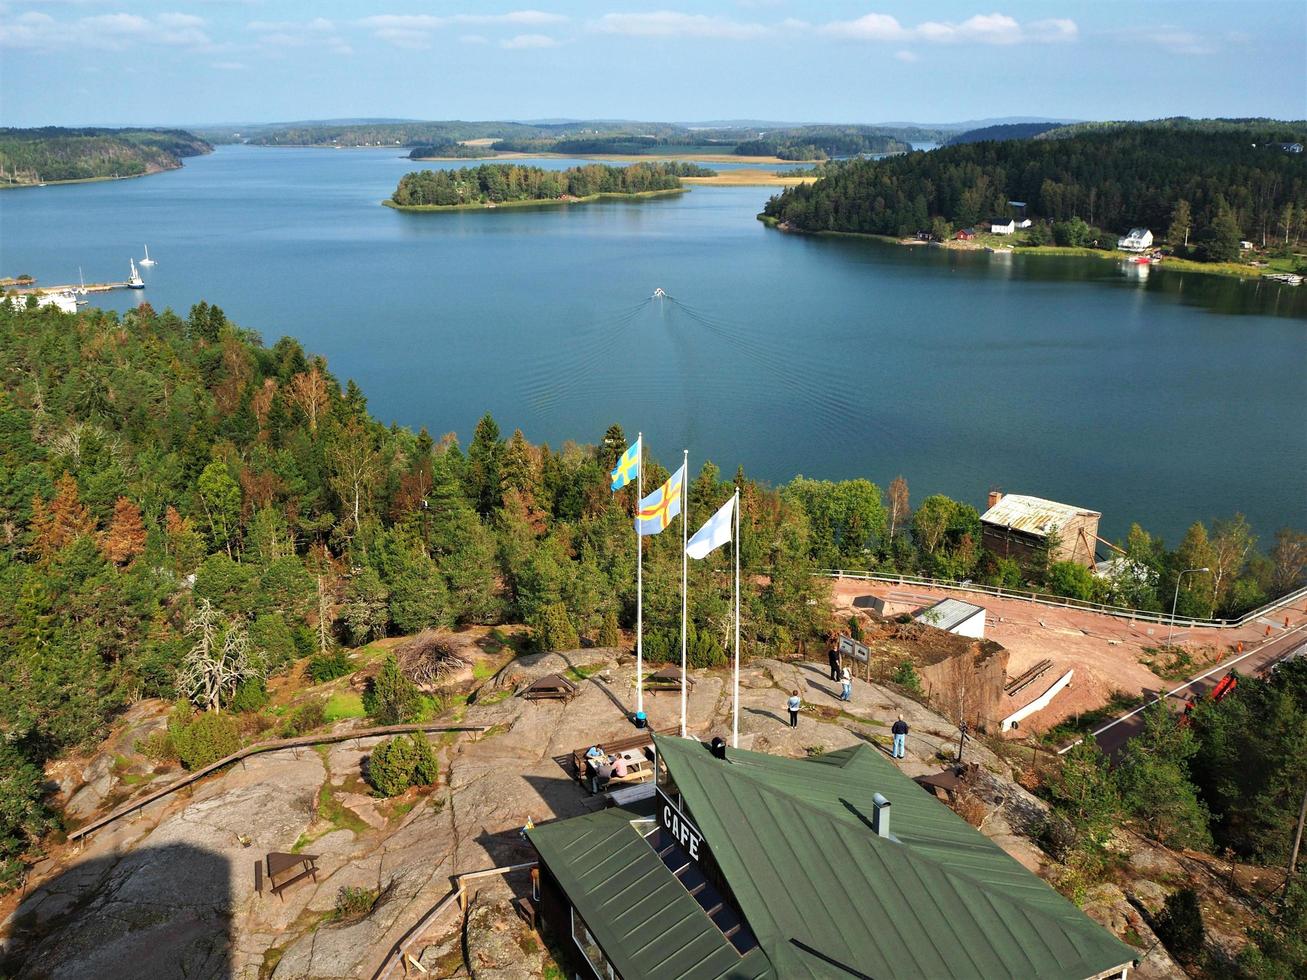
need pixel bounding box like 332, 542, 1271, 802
527, 734, 1136, 980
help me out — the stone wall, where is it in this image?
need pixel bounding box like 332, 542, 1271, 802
917, 639, 1009, 732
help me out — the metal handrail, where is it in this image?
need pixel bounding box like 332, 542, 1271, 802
816, 568, 1307, 630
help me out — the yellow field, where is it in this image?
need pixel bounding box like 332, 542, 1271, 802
682, 168, 817, 187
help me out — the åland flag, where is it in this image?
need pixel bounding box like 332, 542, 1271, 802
635, 463, 685, 536
610, 436, 641, 491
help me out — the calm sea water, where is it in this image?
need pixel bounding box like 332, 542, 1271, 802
2, 145, 1304, 542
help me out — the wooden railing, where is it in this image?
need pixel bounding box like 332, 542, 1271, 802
67, 722, 489, 842
817, 568, 1307, 630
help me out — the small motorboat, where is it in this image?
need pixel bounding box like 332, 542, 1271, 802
652, 287, 666, 298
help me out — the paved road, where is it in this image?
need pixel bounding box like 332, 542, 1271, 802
1073, 621, 1307, 759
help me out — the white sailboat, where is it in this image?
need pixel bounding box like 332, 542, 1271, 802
139, 244, 156, 267
127, 258, 145, 289
75, 267, 88, 305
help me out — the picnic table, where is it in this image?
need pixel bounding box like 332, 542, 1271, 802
522, 672, 579, 702
256, 852, 319, 899
570, 731, 664, 794
645, 666, 694, 693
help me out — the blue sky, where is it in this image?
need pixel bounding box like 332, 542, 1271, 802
1, 1, 1303, 126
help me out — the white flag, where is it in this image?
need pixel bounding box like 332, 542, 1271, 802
686, 494, 735, 560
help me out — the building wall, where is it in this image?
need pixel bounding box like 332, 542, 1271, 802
981, 515, 1100, 568
980, 523, 1043, 565
951, 610, 986, 639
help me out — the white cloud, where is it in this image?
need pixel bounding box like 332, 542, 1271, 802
248, 17, 351, 54
357, 10, 567, 47
822, 11, 1077, 45
592, 11, 769, 40
1, 9, 211, 50
460, 33, 490, 45
501, 32, 558, 48
894, 49, 917, 62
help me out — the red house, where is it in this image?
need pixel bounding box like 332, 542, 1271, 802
955, 228, 976, 240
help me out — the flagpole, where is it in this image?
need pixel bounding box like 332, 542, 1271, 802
680, 448, 689, 739
733, 488, 740, 749
635, 433, 644, 719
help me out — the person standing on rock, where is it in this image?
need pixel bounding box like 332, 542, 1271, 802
840, 665, 852, 702
892, 714, 909, 759
787, 690, 802, 728
827, 637, 841, 681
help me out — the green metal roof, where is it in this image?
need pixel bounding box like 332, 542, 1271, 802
654, 735, 1137, 980
528, 807, 774, 980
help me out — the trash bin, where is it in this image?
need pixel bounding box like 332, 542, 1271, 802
633, 711, 647, 729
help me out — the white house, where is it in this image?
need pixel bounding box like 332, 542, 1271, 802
1016, 218, 1033, 229
989, 218, 1015, 235
914, 598, 986, 639
1117, 227, 1153, 252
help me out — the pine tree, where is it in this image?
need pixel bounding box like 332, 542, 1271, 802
101, 496, 147, 565
363, 654, 421, 725
31, 473, 95, 559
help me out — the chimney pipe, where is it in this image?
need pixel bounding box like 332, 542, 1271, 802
987, 489, 1004, 510
872, 793, 891, 838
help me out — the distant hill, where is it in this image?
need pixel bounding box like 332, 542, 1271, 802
945, 122, 1066, 146
0, 127, 211, 186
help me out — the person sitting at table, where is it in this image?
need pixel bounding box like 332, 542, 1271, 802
585, 744, 604, 761
611, 754, 628, 779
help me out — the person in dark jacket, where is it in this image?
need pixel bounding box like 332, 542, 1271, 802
827, 638, 841, 681
891, 714, 909, 759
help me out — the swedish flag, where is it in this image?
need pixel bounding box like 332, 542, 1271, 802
610, 436, 641, 491
636, 463, 685, 536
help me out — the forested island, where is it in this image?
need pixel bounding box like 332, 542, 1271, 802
407, 142, 498, 160
762, 120, 1307, 266
385, 161, 712, 210
2, 297, 1304, 891
198, 118, 935, 160
0, 127, 212, 187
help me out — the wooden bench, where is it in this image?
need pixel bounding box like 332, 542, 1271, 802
645, 667, 695, 693
263, 852, 319, 900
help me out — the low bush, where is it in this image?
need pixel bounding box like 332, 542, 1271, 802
1154, 888, 1205, 962
280, 700, 326, 737
892, 659, 922, 693
366, 733, 440, 796
137, 729, 178, 763
363, 655, 421, 725
306, 648, 352, 684
229, 676, 268, 713
333, 885, 379, 922
170, 710, 241, 770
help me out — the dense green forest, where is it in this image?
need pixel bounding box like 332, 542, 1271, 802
734, 127, 912, 160
944, 122, 1066, 145
0, 128, 212, 186
407, 142, 497, 160
1044, 665, 1307, 978
388, 162, 710, 207
762, 122, 1307, 256
0, 299, 1300, 888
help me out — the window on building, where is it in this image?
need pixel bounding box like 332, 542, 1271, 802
571, 907, 622, 980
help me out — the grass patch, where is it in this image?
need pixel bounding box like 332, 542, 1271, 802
564, 664, 601, 683
316, 782, 370, 836
474, 688, 512, 706
473, 660, 496, 681
480, 723, 511, 740
323, 692, 365, 723
414, 693, 446, 722
1139, 645, 1198, 682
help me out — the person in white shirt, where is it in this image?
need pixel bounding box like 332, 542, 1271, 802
840, 666, 852, 702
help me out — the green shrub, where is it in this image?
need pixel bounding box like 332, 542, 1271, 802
535, 602, 579, 653
367, 733, 440, 796
333, 885, 379, 922
362, 655, 421, 726
170, 711, 241, 770
280, 700, 326, 737
687, 624, 725, 669
249, 613, 297, 675
137, 729, 177, 762
1154, 888, 1205, 962
306, 648, 352, 684
229, 676, 268, 713
596, 610, 621, 648
892, 659, 922, 693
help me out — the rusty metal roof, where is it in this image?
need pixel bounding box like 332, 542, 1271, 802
980, 494, 1100, 538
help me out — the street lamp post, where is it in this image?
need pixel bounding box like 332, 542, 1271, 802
1168, 567, 1211, 647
